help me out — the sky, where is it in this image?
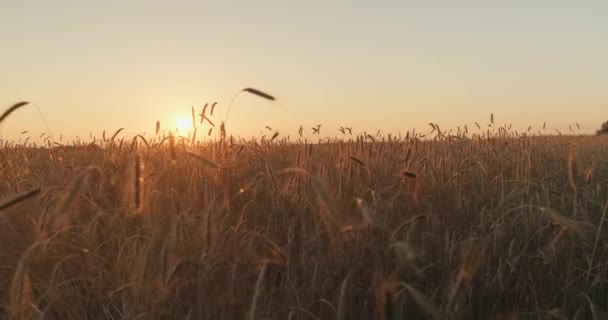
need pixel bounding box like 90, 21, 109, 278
1, 1, 607, 140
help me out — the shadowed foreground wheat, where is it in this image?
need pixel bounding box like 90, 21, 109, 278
0, 103, 608, 319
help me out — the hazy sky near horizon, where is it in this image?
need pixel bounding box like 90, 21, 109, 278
1, 1, 607, 139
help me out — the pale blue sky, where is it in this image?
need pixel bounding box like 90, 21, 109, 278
1, 1, 607, 139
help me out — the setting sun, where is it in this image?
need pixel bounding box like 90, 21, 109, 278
175, 117, 193, 133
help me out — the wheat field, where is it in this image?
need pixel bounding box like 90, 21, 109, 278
0, 104, 607, 319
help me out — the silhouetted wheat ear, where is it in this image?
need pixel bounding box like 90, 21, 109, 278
156, 121, 161, 135
403, 171, 417, 179
191, 106, 196, 128
110, 128, 124, 143
0, 102, 29, 125
200, 103, 208, 124
134, 135, 150, 148
271, 132, 279, 141
242, 88, 276, 101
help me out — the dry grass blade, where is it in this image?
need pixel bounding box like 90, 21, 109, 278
402, 283, 440, 319
0, 101, 29, 124
56, 166, 100, 214
191, 127, 198, 144
9, 263, 34, 319
545, 309, 569, 320
587, 198, 608, 286
539, 207, 594, 235
204, 116, 215, 127
568, 153, 578, 192
0, 189, 41, 213
383, 289, 396, 320
247, 263, 268, 320
390, 242, 418, 269
186, 151, 220, 169
495, 312, 519, 320
583, 294, 600, 320
349, 156, 365, 166
356, 198, 381, 227
310, 174, 340, 232
169, 133, 176, 162
336, 273, 351, 320
134, 154, 144, 212
442, 245, 482, 317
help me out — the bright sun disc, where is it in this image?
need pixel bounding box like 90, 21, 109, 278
176, 117, 192, 132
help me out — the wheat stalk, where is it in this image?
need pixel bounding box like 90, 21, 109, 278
0, 189, 41, 213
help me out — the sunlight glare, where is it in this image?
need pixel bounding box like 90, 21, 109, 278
176, 117, 193, 133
